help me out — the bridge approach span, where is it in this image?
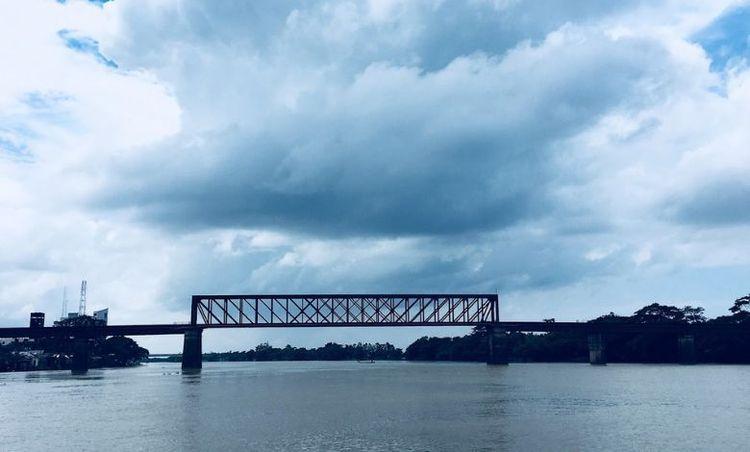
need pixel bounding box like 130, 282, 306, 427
1, 320, 747, 338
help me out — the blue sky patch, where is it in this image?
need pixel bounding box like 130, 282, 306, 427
0, 91, 74, 162
58, 29, 118, 68
0, 127, 33, 162
57, 0, 113, 5
693, 5, 750, 72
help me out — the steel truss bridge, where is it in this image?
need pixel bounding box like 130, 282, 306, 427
191, 294, 499, 327
1, 293, 749, 371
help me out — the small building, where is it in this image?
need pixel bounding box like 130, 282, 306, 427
29, 312, 45, 328
93, 308, 108, 325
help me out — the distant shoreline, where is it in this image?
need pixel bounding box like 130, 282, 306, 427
0, 336, 149, 373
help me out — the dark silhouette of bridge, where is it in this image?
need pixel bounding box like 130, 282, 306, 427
2, 294, 749, 372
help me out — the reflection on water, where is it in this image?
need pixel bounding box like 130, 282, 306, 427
181, 369, 202, 384
23, 371, 106, 383
2, 362, 750, 451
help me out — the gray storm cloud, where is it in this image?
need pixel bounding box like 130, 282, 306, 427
95, 2, 673, 237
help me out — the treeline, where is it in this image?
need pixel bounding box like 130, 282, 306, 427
406, 295, 750, 364
0, 336, 149, 372
156, 342, 403, 362
405, 331, 588, 362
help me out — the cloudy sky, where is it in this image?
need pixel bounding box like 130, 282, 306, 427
1, 0, 749, 353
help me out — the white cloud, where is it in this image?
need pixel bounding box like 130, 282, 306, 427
0, 0, 181, 331
585, 245, 622, 262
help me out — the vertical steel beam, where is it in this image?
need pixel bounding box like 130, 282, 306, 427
678, 334, 696, 364
190, 295, 200, 325
71, 337, 90, 373
588, 333, 606, 365
182, 328, 203, 370
487, 326, 509, 365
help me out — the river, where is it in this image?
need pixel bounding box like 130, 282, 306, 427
1, 361, 748, 451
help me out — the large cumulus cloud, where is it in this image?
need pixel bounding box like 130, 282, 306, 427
95, 3, 677, 237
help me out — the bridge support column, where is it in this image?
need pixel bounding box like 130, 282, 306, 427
71, 338, 90, 374
487, 326, 509, 365
678, 334, 696, 364
182, 328, 203, 370
588, 333, 606, 365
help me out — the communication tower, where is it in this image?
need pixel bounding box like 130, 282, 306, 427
78, 280, 87, 316
61, 287, 68, 320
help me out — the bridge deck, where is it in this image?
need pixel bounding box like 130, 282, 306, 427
1, 321, 748, 338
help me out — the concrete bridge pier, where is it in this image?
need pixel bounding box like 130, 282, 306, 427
181, 328, 203, 370
71, 337, 90, 374
678, 334, 696, 364
588, 333, 606, 365
487, 326, 509, 365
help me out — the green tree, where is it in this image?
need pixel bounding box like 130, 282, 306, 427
255, 342, 275, 360
633, 303, 685, 323
730, 294, 750, 314
99, 336, 149, 366
682, 306, 706, 324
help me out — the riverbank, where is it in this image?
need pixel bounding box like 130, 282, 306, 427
0, 336, 149, 373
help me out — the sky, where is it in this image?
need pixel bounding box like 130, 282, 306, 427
1, 0, 749, 353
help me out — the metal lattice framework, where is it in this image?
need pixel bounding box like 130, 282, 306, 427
191, 294, 499, 328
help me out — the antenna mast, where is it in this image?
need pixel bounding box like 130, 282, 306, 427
61, 287, 68, 320
78, 280, 87, 316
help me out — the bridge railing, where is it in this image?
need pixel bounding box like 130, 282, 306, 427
190, 294, 499, 327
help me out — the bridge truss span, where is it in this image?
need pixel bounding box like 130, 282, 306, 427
191, 294, 499, 327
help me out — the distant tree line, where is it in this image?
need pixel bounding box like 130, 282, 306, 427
0, 335, 149, 372
406, 295, 750, 364
155, 342, 404, 362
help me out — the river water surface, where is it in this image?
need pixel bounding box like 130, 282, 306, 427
1, 361, 749, 451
